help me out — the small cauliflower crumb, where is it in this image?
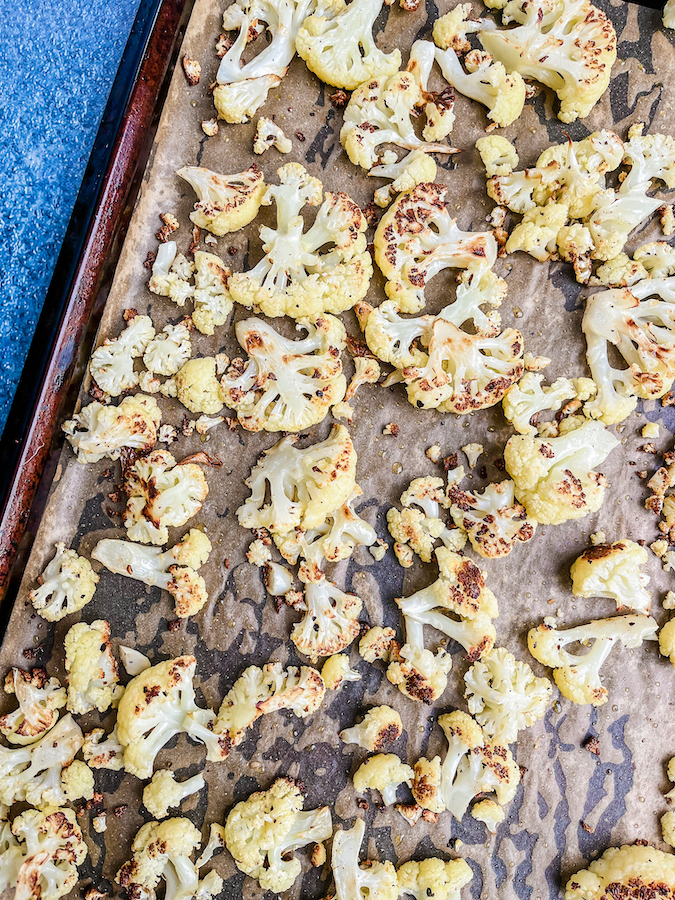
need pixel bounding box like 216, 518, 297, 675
92, 813, 107, 833
487, 206, 507, 228
157, 212, 179, 242
247, 539, 272, 567
651, 539, 669, 558
201, 118, 218, 136
663, 810, 675, 847
383, 423, 400, 436
138, 371, 161, 393
590, 531, 607, 546
426, 444, 442, 464
215, 353, 230, 375
182, 55, 201, 85
665, 591, 675, 610
523, 352, 551, 371
195, 415, 224, 434
204, 233, 218, 246
642, 422, 660, 439
462, 443, 483, 468
662, 205, 675, 236
311, 842, 326, 868
157, 424, 178, 444
370, 539, 387, 561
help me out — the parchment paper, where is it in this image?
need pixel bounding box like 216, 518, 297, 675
6, 1, 675, 897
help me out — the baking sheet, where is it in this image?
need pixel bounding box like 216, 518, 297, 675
5, 0, 675, 897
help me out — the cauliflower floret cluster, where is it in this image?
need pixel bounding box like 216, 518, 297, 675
224, 777, 332, 893
570, 540, 652, 614
228, 163, 372, 319
7, 808, 87, 900
291, 579, 363, 662
387, 476, 465, 564
177, 164, 266, 235
64, 619, 121, 715
89, 314, 155, 397
398, 857, 473, 900
464, 647, 552, 743
29, 543, 99, 622
321, 654, 361, 690
0, 668, 66, 745
528, 614, 658, 706
82, 726, 124, 770
565, 844, 675, 900
340, 705, 403, 751
331, 819, 399, 900
142, 769, 206, 819
353, 753, 414, 805
371, 149, 438, 209
93, 529, 212, 618
63, 394, 161, 463
221, 314, 346, 431
143, 319, 192, 376
447, 479, 536, 559
124, 449, 209, 545
502, 372, 578, 435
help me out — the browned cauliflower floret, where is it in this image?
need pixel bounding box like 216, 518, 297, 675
447, 480, 536, 558
340, 705, 403, 751
63, 395, 161, 463
177, 164, 265, 235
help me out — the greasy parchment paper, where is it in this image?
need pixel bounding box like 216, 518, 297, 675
6, 1, 675, 897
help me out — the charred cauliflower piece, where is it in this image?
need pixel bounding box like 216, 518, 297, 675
64, 620, 121, 715
340, 705, 403, 751
253, 117, 292, 155
291, 579, 362, 662
89, 314, 155, 398
331, 819, 398, 900
502, 373, 577, 436
447, 480, 536, 559
371, 149, 438, 209
29, 543, 99, 622
63, 394, 161, 463
353, 753, 414, 805
228, 163, 372, 319
9, 808, 87, 900
565, 844, 675, 900
177, 164, 266, 235
398, 857, 473, 900
82, 726, 124, 771
387, 476, 465, 564
359, 626, 397, 664
357, 300, 432, 369
222, 315, 346, 431
0, 668, 66, 745
570, 540, 652, 614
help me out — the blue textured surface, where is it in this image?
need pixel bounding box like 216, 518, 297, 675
0, 0, 141, 434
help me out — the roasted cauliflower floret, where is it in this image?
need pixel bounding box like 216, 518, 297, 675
570, 540, 651, 614
528, 614, 658, 706
116, 656, 229, 779
29, 543, 99, 622
63, 394, 161, 463
143, 320, 192, 376
177, 164, 265, 235
447, 480, 536, 559
359, 626, 397, 663
506, 201, 570, 262
387, 643, 453, 704
502, 372, 577, 435
433, 2, 483, 54
565, 844, 675, 900
89, 314, 155, 397
340, 705, 403, 751
222, 315, 346, 431
10, 808, 87, 900
321, 654, 361, 690
332, 357, 380, 423
291, 579, 362, 662
92, 529, 212, 618
331, 819, 398, 900
142, 770, 206, 819
172, 357, 226, 414
224, 777, 332, 893
398, 857, 473, 900
353, 753, 414, 805
82, 726, 124, 770
64, 620, 121, 715
228, 163, 372, 319
504, 419, 618, 524
387, 476, 464, 564
371, 150, 438, 209
123, 449, 209, 545
476, 135, 519, 177
253, 117, 292, 154
357, 300, 432, 369
0, 668, 66, 745
295, 0, 401, 89
463, 647, 552, 743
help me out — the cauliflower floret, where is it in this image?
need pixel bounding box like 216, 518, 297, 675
659, 617, 675, 668
665, 0, 675, 28
476, 135, 519, 177
359, 626, 397, 663
321, 654, 361, 690
253, 117, 292, 154
237, 424, 356, 535
0, 668, 66, 745
143, 320, 192, 376
434, 46, 526, 128
662, 811, 675, 847
565, 844, 675, 900
214, 662, 325, 748
29, 543, 99, 622
463, 647, 552, 743
592, 253, 649, 287
224, 777, 332, 893
295, 0, 401, 89
82, 726, 124, 770
89, 314, 155, 397
357, 300, 432, 369
471, 798, 505, 833
116, 818, 224, 900
479, 0, 616, 123
406, 41, 458, 142
433, 3, 483, 54
124, 449, 209, 545
340, 71, 456, 172
387, 476, 466, 563
387, 643, 453, 704
633, 241, 675, 278
178, 164, 265, 235
412, 711, 520, 821
333, 357, 380, 423
64, 620, 120, 715
142, 770, 206, 819
340, 705, 403, 751
583, 280, 675, 424
374, 183, 499, 313
398, 857, 473, 900
371, 150, 438, 209
116, 656, 229, 779
331, 819, 398, 900
557, 223, 594, 283
570, 540, 652, 614
291, 579, 362, 662
506, 201, 569, 262
504, 419, 619, 524
148, 241, 195, 303
447, 480, 536, 558
93, 529, 212, 618
11, 808, 87, 900
0, 714, 83, 808
222, 315, 346, 431
173, 357, 226, 414
228, 163, 372, 319
353, 753, 414, 805
502, 372, 577, 435
528, 614, 658, 706
60, 760, 94, 802
63, 394, 161, 463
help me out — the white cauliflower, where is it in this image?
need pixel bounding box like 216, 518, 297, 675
228, 163, 372, 319
479, 0, 617, 123
356, 300, 432, 369
262, 561, 294, 596
447, 480, 536, 559
253, 117, 292, 154
142, 770, 206, 819
29, 543, 99, 622
9, 808, 87, 900
124, 449, 209, 545
371, 150, 438, 209
92, 529, 212, 618
666, 0, 675, 28
387, 476, 465, 563
504, 419, 619, 524
502, 372, 577, 435
237, 424, 356, 535
406, 41, 457, 143
0, 668, 66, 745
387, 642, 454, 704
89, 314, 155, 397
295, 0, 401, 89
173, 357, 227, 414
505, 201, 570, 262
321, 654, 361, 690
291, 579, 362, 662
177, 164, 266, 234
331, 819, 398, 900
463, 647, 552, 743
565, 844, 675, 900
634, 241, 675, 278
332, 357, 380, 423
221, 314, 346, 432
143, 320, 192, 376
340, 705, 403, 751
476, 134, 519, 177
116, 656, 230, 779
528, 614, 658, 706
359, 626, 397, 663
82, 726, 124, 770
398, 857, 473, 900
214, 662, 325, 748
353, 753, 414, 805
64, 620, 121, 715
63, 394, 161, 463
570, 540, 652, 614
224, 777, 332, 893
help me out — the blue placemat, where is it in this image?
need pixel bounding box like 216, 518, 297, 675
0, 0, 141, 435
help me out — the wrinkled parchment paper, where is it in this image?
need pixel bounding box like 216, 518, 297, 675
6, 1, 675, 897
